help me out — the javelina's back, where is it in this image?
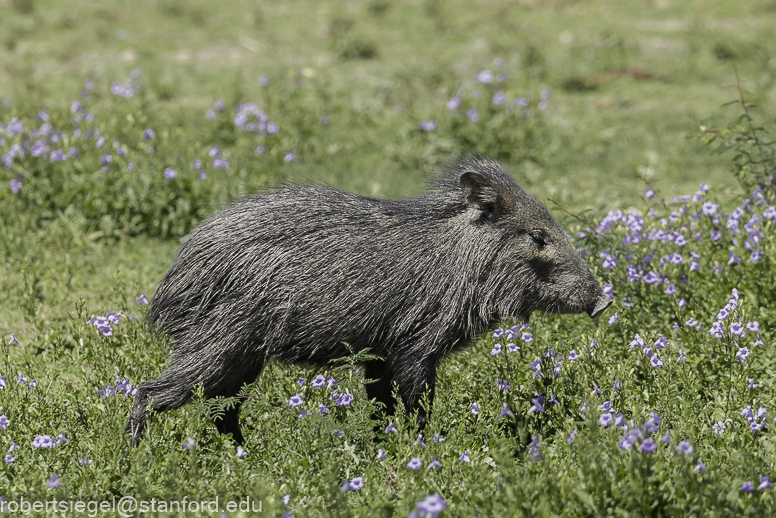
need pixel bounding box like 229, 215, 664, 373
128, 156, 611, 445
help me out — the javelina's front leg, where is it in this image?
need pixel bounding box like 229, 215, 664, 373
364, 360, 398, 416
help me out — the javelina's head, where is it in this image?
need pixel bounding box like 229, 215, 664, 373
450, 157, 612, 321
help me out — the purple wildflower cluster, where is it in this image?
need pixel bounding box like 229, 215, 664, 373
409, 494, 447, 518
583, 183, 776, 308
16, 373, 36, 388
32, 433, 69, 449
86, 310, 131, 337
286, 375, 341, 417
741, 477, 773, 493
740, 405, 769, 433
491, 322, 531, 355
702, 289, 764, 364
98, 375, 138, 398
628, 332, 671, 368
110, 73, 142, 98
613, 412, 693, 456
418, 61, 550, 137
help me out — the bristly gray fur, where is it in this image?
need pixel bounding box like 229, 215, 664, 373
127, 155, 611, 445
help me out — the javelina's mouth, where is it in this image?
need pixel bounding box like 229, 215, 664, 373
588, 296, 613, 319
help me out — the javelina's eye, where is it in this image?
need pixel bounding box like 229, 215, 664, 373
529, 231, 546, 248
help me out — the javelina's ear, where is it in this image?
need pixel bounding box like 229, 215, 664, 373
460, 171, 502, 214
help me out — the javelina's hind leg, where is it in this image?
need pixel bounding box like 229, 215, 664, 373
213, 398, 245, 445
126, 377, 196, 447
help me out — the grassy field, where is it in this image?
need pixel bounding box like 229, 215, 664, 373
1, 0, 776, 516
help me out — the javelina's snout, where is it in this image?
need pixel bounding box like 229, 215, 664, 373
588, 294, 613, 319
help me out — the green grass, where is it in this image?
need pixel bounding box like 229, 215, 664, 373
1, 0, 776, 516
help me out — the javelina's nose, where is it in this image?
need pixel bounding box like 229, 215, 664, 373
588, 294, 613, 319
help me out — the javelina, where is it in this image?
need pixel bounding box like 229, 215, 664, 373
127, 156, 611, 445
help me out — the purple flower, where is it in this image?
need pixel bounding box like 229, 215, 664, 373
311, 374, 326, 388
341, 476, 363, 492
599, 413, 613, 427
468, 403, 480, 415
568, 349, 580, 362
33, 435, 56, 448
183, 437, 196, 450
664, 284, 676, 296
433, 433, 445, 445
498, 402, 514, 418
164, 167, 176, 180
4, 454, 14, 463
507, 342, 519, 353
458, 451, 471, 462
650, 356, 664, 368
289, 393, 304, 408
758, 476, 773, 490
47, 474, 61, 489
143, 127, 155, 140
335, 392, 353, 406
446, 96, 461, 111
749, 378, 757, 389
694, 459, 706, 472
639, 439, 657, 453
709, 321, 724, 338
492, 91, 506, 105
9, 179, 22, 194
730, 322, 745, 337
491, 343, 503, 355
712, 421, 726, 435
741, 481, 754, 493
0, 416, 8, 430
608, 312, 618, 325
529, 396, 545, 414
385, 421, 397, 433
676, 441, 693, 455
736, 347, 750, 364
496, 379, 511, 391
213, 158, 230, 169
377, 449, 387, 459
522, 332, 533, 343
136, 294, 148, 305
415, 495, 447, 517
644, 189, 656, 200
467, 108, 479, 122
528, 435, 541, 461
414, 434, 426, 447
710, 230, 722, 241
56, 433, 69, 445
407, 457, 423, 470
475, 70, 494, 83
728, 251, 742, 265
427, 457, 442, 470
567, 430, 578, 443
318, 404, 329, 414
418, 120, 436, 132
284, 151, 295, 162
236, 446, 248, 458
677, 350, 687, 362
